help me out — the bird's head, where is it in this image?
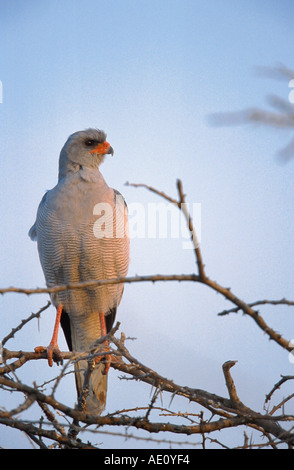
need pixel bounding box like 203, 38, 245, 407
58, 128, 114, 180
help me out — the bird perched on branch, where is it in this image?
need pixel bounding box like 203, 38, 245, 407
29, 128, 129, 414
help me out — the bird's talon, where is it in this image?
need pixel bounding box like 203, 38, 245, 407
34, 346, 47, 354
34, 344, 63, 367
102, 354, 111, 375
103, 364, 110, 375
95, 346, 112, 375
48, 344, 63, 367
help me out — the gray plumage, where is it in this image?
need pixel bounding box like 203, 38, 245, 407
29, 129, 129, 414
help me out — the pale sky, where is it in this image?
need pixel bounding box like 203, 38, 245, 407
1, 0, 294, 448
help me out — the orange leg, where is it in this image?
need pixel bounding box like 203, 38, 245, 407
100, 312, 107, 337
35, 305, 63, 367
95, 312, 111, 375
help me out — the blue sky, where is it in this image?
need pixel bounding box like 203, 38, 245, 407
1, 0, 294, 448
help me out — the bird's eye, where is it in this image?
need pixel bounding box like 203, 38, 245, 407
84, 139, 96, 147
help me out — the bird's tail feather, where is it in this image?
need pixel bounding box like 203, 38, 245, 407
73, 354, 107, 415
60, 310, 107, 415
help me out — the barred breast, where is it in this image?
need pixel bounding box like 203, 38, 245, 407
34, 170, 129, 319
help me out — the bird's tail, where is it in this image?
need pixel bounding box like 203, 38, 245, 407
60, 310, 108, 415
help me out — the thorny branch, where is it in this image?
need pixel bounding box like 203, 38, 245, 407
0, 179, 293, 449
1, 329, 293, 448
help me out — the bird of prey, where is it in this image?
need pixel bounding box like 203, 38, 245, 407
29, 128, 129, 414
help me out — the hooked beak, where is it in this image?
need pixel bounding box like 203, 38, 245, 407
90, 141, 114, 156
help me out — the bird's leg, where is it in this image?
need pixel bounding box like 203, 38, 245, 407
95, 312, 111, 375
34, 305, 63, 367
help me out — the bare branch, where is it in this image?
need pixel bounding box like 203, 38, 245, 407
265, 376, 294, 404
222, 361, 241, 406
176, 179, 205, 279
218, 298, 294, 316
1, 337, 293, 446
0, 274, 200, 296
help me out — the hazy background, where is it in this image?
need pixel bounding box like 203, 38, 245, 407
1, 0, 294, 448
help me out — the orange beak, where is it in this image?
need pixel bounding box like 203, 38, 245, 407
90, 141, 113, 155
